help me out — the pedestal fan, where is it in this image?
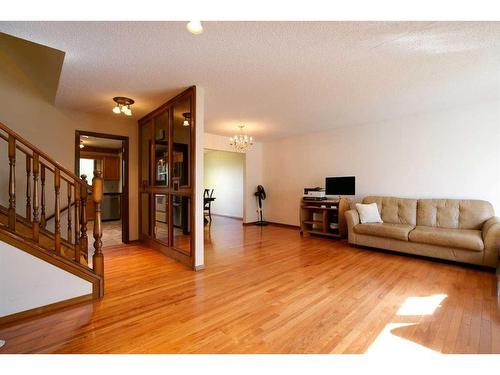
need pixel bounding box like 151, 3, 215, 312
254, 185, 268, 226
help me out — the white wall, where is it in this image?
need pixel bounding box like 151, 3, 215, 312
0, 43, 139, 241
194, 87, 205, 269
0, 240, 92, 317
204, 150, 244, 218
263, 101, 500, 226
204, 133, 263, 223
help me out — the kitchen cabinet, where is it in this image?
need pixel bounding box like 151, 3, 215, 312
103, 156, 120, 181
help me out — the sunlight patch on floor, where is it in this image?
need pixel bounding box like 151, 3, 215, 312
396, 294, 447, 316
366, 323, 438, 355
366, 294, 448, 354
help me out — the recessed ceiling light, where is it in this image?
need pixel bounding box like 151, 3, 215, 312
187, 21, 203, 35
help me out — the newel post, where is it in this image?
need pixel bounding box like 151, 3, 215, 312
92, 170, 104, 279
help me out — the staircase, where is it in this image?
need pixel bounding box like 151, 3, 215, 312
0, 121, 104, 323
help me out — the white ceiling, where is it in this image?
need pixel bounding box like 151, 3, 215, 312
1, 21, 500, 140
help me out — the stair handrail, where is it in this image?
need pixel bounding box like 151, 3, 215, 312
0, 121, 104, 298
0, 122, 85, 183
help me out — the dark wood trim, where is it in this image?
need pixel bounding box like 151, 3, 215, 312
75, 130, 130, 244
0, 294, 93, 326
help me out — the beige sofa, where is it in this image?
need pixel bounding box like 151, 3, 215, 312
345, 196, 500, 268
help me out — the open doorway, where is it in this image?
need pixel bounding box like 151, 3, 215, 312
203, 149, 245, 230
75, 131, 129, 245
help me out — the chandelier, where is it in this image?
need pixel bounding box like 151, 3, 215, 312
112, 97, 134, 116
229, 125, 254, 153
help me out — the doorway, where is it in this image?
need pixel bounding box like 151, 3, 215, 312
203, 149, 245, 226
75, 130, 130, 245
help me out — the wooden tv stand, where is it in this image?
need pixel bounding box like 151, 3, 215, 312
300, 198, 349, 239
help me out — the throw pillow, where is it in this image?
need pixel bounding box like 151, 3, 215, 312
355, 203, 383, 224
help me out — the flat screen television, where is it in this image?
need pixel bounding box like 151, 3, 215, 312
325, 176, 355, 196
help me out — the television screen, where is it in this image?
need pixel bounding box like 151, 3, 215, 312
325, 176, 355, 195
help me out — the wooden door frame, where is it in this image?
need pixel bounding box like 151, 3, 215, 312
74, 130, 130, 244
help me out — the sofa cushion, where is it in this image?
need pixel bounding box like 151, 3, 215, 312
356, 203, 383, 224
417, 199, 493, 230
363, 196, 417, 225
408, 226, 484, 252
354, 223, 414, 241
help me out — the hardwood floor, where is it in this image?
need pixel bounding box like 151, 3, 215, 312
99, 220, 123, 246
0, 216, 499, 353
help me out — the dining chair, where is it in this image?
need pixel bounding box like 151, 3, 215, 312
204, 189, 214, 223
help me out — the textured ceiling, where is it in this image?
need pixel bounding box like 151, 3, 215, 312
0, 21, 499, 140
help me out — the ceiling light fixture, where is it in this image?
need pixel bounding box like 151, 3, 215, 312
229, 125, 254, 153
79, 140, 85, 149
187, 21, 203, 35
182, 112, 191, 127
112, 97, 135, 116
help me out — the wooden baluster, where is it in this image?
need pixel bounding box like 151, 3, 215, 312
8, 135, 16, 231
32, 153, 40, 242
25, 154, 32, 222
74, 178, 81, 263
92, 170, 104, 280
54, 168, 61, 255
67, 181, 72, 243
40, 164, 46, 228
80, 175, 88, 257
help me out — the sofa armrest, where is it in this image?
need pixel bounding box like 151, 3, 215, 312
345, 209, 360, 244
482, 217, 500, 267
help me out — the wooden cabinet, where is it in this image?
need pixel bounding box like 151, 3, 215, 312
103, 156, 120, 181
138, 86, 196, 269
300, 198, 349, 238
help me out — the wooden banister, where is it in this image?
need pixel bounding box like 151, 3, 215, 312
25, 154, 32, 222
41, 164, 46, 228
54, 168, 61, 255
92, 171, 104, 294
32, 153, 40, 242
0, 121, 104, 299
0, 122, 80, 180
67, 181, 72, 243
8, 135, 16, 231
74, 177, 81, 263
80, 174, 89, 258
